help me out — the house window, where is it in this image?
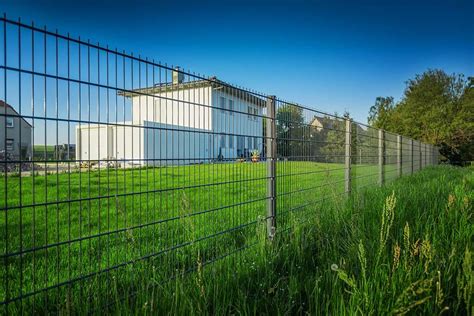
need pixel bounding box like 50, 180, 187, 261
6, 117, 14, 128
5, 138, 14, 151
219, 97, 226, 113
228, 135, 234, 149
237, 136, 244, 156
220, 134, 226, 148
247, 136, 252, 149
247, 106, 252, 119
254, 137, 258, 149
253, 108, 258, 120
228, 100, 234, 116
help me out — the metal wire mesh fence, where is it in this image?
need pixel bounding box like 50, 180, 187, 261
0, 16, 439, 313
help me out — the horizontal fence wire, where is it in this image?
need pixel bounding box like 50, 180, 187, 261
0, 15, 440, 314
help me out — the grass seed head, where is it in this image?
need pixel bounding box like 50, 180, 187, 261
411, 239, 421, 258
421, 239, 433, 273
377, 191, 397, 264
358, 240, 367, 283
393, 243, 401, 272
457, 247, 473, 311
403, 222, 411, 268
435, 271, 445, 308
448, 194, 456, 208
462, 196, 470, 212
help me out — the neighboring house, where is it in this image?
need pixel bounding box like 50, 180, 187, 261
309, 116, 334, 132
0, 100, 32, 160
76, 69, 265, 165
309, 115, 365, 134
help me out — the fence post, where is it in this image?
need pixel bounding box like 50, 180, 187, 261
420, 143, 423, 170
432, 145, 435, 165
429, 144, 432, 166
421, 143, 424, 169
427, 144, 430, 166
345, 119, 352, 196
426, 144, 429, 166
397, 135, 402, 178
410, 139, 414, 174
266, 96, 277, 239
378, 129, 384, 186
433, 145, 435, 165
431, 145, 433, 165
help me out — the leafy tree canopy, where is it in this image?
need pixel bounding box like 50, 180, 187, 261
368, 69, 473, 164
275, 103, 305, 158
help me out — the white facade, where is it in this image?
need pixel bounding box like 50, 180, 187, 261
211, 89, 263, 160
76, 82, 264, 165
76, 123, 142, 163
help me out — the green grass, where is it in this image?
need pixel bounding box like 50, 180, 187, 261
120, 164, 470, 316
2, 161, 451, 314
31, 145, 56, 161
32, 145, 55, 153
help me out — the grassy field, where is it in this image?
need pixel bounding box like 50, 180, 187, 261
105, 165, 472, 315
32, 145, 56, 160
1, 160, 423, 313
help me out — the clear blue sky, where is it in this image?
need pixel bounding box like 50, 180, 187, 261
2, 0, 473, 123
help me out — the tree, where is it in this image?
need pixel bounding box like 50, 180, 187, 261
368, 97, 395, 129
276, 103, 304, 158
368, 70, 473, 164
320, 112, 350, 163
448, 76, 474, 163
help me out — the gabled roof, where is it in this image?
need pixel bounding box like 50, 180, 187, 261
310, 115, 335, 129
0, 100, 33, 127
118, 77, 266, 107
310, 115, 367, 134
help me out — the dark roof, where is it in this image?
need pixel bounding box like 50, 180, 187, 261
0, 100, 33, 127
118, 77, 266, 107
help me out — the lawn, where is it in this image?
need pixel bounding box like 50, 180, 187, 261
1, 160, 401, 313
108, 165, 471, 315
32, 145, 56, 161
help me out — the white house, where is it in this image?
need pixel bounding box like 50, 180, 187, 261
76, 69, 265, 166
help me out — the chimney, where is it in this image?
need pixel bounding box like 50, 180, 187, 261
172, 66, 184, 84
